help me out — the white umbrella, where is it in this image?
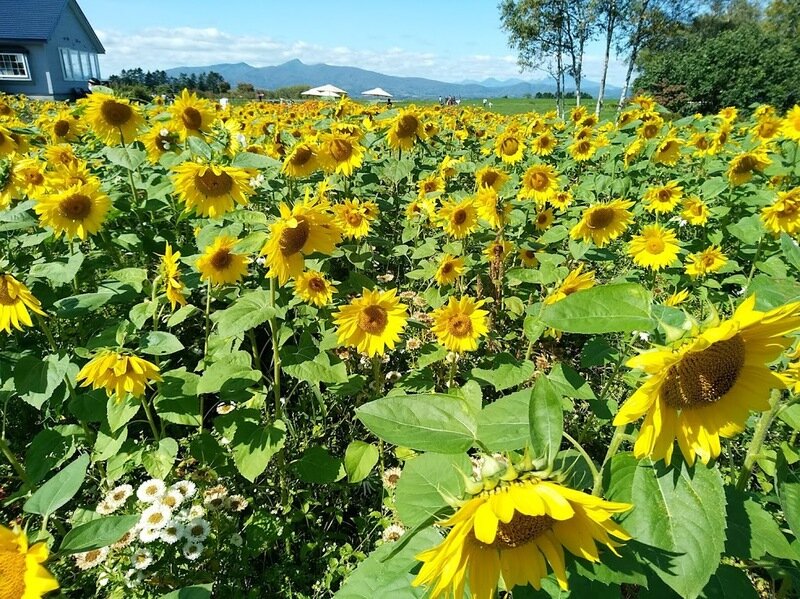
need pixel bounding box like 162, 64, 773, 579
361, 87, 393, 98
315, 83, 348, 95
301, 88, 340, 98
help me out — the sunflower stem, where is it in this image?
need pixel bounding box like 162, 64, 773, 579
746, 236, 763, 287
593, 425, 626, 496
140, 396, 161, 442
201, 279, 212, 433
269, 277, 283, 421
563, 431, 601, 491
736, 390, 782, 491
0, 436, 30, 489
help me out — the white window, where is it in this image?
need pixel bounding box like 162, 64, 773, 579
0, 52, 30, 80
59, 48, 99, 81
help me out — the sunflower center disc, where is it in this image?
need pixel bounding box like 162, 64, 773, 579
54, 119, 71, 137
448, 314, 473, 338
396, 115, 419, 138
486, 513, 555, 549
346, 212, 363, 227
358, 305, 388, 335
735, 155, 756, 173
644, 124, 658, 138
501, 138, 519, 155
280, 219, 310, 256
646, 237, 665, 253
441, 262, 453, 275
182, 107, 203, 130
194, 170, 233, 197
531, 172, 548, 190
482, 171, 499, 187
27, 171, 44, 185
210, 249, 232, 270
661, 334, 746, 409
577, 141, 591, 154
452, 209, 467, 225
59, 194, 92, 220
291, 146, 313, 166
492, 244, 504, 257
100, 100, 133, 126
588, 207, 615, 229
0, 279, 12, 305
308, 277, 326, 293
0, 550, 26, 599
329, 139, 353, 162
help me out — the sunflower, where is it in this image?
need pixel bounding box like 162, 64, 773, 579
41, 108, 83, 143
643, 181, 683, 214
761, 188, 800, 235
689, 132, 713, 157
77, 349, 162, 400
474, 187, 510, 230
570, 199, 634, 247
530, 131, 556, 156
437, 197, 479, 238
434, 254, 465, 286
637, 116, 663, 140
534, 208, 555, 231
549, 189, 573, 211
494, 129, 525, 164
545, 265, 595, 305
782, 105, 800, 142
160, 243, 187, 310
681, 196, 710, 226
171, 162, 254, 218
615, 296, 800, 465
294, 270, 336, 307
170, 89, 215, 140
196, 235, 249, 286
333, 198, 373, 239
623, 138, 645, 167
318, 132, 364, 176
417, 174, 445, 198
653, 133, 682, 165
628, 224, 680, 271
664, 289, 690, 307
48, 160, 98, 190
439, 155, 462, 179
726, 151, 770, 186
333, 288, 408, 356
412, 471, 631, 597
43, 143, 78, 168
568, 138, 596, 161
0, 123, 16, 156
718, 106, 738, 122
710, 123, 732, 154
519, 164, 559, 204
752, 115, 782, 141
142, 125, 181, 163
34, 181, 111, 240
430, 296, 489, 352
11, 158, 48, 199
82, 92, 143, 145
281, 141, 319, 178
519, 248, 539, 268
386, 109, 425, 151
475, 166, 509, 192
0, 274, 46, 334
0, 523, 59, 599
261, 195, 341, 284
685, 246, 727, 277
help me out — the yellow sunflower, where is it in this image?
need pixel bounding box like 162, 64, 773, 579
519, 248, 539, 268
333, 198, 374, 239
474, 187, 510, 230
752, 115, 782, 142
534, 208, 555, 231
685, 246, 727, 277
781, 105, 800, 141
568, 138, 597, 161
437, 197, 479, 238
196, 235, 250, 286
430, 296, 489, 352
475, 166, 509, 192
653, 133, 682, 165
82, 92, 143, 145
484, 239, 513, 263
294, 270, 336, 307
281, 141, 319, 178
570, 199, 634, 247
718, 106, 738, 123
261, 195, 341, 284
681, 196, 710, 226
77, 350, 161, 400
439, 155, 462, 179
11, 158, 48, 199
170, 89, 215, 140
333, 288, 408, 356
761, 188, 800, 236
34, 181, 111, 240
664, 289, 690, 307
690, 133, 714, 157
413, 474, 631, 597
726, 151, 770, 186
318, 132, 364, 176
41, 108, 84, 143
628, 224, 680, 271
0, 523, 59, 599
615, 296, 800, 465
387, 109, 425, 151
545, 265, 595, 305
434, 254, 465, 286
519, 164, 559, 204
494, 129, 525, 164
141, 125, 181, 164
171, 162, 254, 218
530, 131, 556, 156
0, 274, 46, 334
417, 174, 445, 199
643, 181, 683, 214
549, 189, 574, 211
0, 123, 17, 156
160, 243, 187, 310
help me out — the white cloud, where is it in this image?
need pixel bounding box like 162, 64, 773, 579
95, 27, 627, 86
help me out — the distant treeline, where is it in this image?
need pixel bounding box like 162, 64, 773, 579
528, 91, 594, 100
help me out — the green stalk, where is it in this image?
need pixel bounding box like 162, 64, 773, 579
140, 397, 161, 442
563, 431, 601, 491
0, 437, 31, 488
736, 390, 782, 491
269, 277, 282, 420
592, 425, 627, 496
200, 279, 212, 433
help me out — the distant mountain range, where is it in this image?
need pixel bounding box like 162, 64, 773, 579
164, 59, 621, 99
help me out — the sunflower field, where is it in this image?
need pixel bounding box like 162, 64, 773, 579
1, 88, 800, 599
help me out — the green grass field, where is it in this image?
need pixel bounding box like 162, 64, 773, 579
408, 97, 620, 120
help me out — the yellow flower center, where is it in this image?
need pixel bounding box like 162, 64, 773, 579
291, 145, 313, 166
182, 107, 203, 131
662, 334, 745, 409
147, 512, 166, 526
477, 513, 555, 549
329, 139, 353, 162
395, 114, 419, 138
447, 314, 473, 338
279, 219, 310, 256
645, 236, 666, 254
423, 181, 437, 193
346, 211, 364, 227
83, 549, 102, 563
53, 119, 71, 137
194, 170, 233, 198
452, 208, 467, 225
537, 213, 549, 225
100, 99, 133, 127
576, 141, 592, 154
587, 207, 615, 229
702, 253, 717, 267
25, 171, 44, 185
695, 136, 709, 150
501, 138, 519, 156
58, 193, 92, 220
308, 277, 326, 293
358, 305, 388, 335
492, 244, 505, 257
530, 171, 548, 191
0, 550, 26, 599
210, 249, 232, 270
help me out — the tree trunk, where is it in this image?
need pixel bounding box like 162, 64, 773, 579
596, 13, 614, 116
616, 46, 638, 112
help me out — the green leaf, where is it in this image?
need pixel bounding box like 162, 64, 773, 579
282, 333, 348, 384
700, 564, 758, 599
106, 395, 140, 433
211, 290, 276, 338
380, 158, 414, 184
25, 429, 76, 484
167, 304, 199, 328
104, 146, 147, 171
477, 388, 533, 451
540, 283, 652, 334
606, 454, 726, 599
93, 423, 128, 462
344, 441, 379, 483
142, 437, 179, 479
416, 344, 447, 369
523, 315, 546, 344
781, 233, 800, 271
727, 215, 763, 245
395, 453, 471, 529
29, 252, 84, 286
139, 331, 184, 355
197, 351, 260, 395
529, 376, 563, 468
293, 446, 345, 483
59, 515, 140, 554
356, 393, 477, 453
24, 454, 90, 516
725, 487, 799, 561
231, 151, 275, 169
215, 410, 286, 482
154, 368, 202, 427
548, 363, 596, 399
776, 450, 800, 540
14, 354, 72, 409
158, 584, 213, 599
470, 352, 535, 391
186, 136, 213, 161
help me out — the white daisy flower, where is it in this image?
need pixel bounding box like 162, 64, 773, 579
105, 484, 133, 509
381, 467, 402, 490
182, 541, 203, 561
225, 495, 248, 512
138, 527, 161, 543
96, 499, 115, 515
111, 530, 136, 550
187, 504, 206, 520
136, 479, 166, 503
203, 485, 228, 510
74, 547, 109, 570
131, 549, 153, 570
160, 522, 182, 544
171, 480, 196, 499
139, 503, 172, 530
381, 524, 406, 543
184, 518, 210, 542
160, 489, 184, 510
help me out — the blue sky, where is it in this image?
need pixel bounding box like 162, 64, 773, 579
78, 0, 626, 84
